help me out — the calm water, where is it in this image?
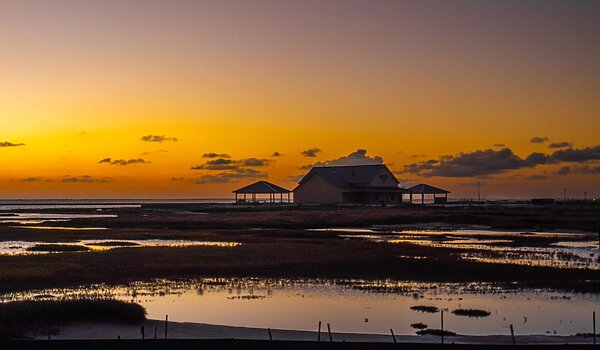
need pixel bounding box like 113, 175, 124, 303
1, 279, 598, 336
318, 228, 600, 270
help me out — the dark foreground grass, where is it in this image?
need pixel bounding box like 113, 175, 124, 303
1, 236, 597, 294
26, 245, 90, 252
0, 299, 146, 339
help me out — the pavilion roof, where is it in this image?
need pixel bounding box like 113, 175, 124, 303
233, 181, 291, 194
407, 183, 450, 194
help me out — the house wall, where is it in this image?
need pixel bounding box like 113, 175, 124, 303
293, 175, 343, 204
366, 167, 400, 187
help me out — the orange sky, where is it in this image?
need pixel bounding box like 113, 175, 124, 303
1, 1, 599, 199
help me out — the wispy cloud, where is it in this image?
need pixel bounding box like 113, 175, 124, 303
191, 157, 271, 171
195, 168, 266, 184
302, 149, 383, 169
0, 141, 25, 147
548, 141, 574, 149
529, 136, 549, 144
140, 135, 178, 143
202, 152, 231, 159
300, 148, 322, 157
62, 176, 112, 183
99, 158, 151, 166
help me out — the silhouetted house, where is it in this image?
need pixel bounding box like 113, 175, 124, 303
293, 164, 408, 204
233, 181, 291, 203
407, 184, 450, 204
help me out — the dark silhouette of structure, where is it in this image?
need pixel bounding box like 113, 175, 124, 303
407, 184, 450, 204
233, 181, 291, 203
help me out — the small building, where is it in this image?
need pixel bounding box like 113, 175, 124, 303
407, 184, 450, 204
233, 181, 291, 203
293, 164, 408, 205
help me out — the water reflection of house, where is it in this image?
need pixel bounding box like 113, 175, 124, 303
293, 164, 410, 205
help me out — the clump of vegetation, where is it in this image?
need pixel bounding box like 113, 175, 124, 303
410, 322, 428, 330
410, 305, 439, 313
451, 308, 491, 317
27, 244, 90, 252
416, 328, 457, 336
0, 299, 146, 339
85, 241, 141, 247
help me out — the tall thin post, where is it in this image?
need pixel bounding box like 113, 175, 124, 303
164, 315, 168, 339
154, 324, 157, 339
268, 328, 273, 341
477, 182, 481, 202
510, 324, 515, 345
327, 323, 333, 342
441, 310, 444, 344
390, 329, 397, 343
593, 311, 596, 345
564, 188, 567, 201
317, 321, 321, 341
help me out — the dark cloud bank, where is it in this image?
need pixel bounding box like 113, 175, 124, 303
140, 135, 178, 143
99, 158, 151, 166
0, 141, 25, 147
404, 146, 600, 178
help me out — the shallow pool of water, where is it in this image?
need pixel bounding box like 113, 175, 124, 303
1, 279, 597, 336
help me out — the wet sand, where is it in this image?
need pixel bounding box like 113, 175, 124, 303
36, 319, 595, 345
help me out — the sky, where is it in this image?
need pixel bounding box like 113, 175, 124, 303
0, 0, 599, 199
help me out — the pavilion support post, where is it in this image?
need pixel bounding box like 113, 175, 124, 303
235, 193, 238, 203
288, 193, 291, 203
421, 193, 424, 205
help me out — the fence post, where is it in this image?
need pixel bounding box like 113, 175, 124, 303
268, 328, 273, 341
441, 310, 445, 344
593, 311, 596, 345
510, 324, 515, 345
390, 329, 397, 343
317, 321, 321, 342
165, 315, 168, 339
154, 324, 157, 339
327, 323, 333, 342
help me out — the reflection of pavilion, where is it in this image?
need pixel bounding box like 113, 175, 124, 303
407, 184, 450, 204
233, 181, 292, 204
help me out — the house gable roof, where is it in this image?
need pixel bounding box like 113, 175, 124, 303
297, 164, 399, 189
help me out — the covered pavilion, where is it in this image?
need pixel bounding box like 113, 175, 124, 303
407, 184, 450, 204
233, 181, 292, 204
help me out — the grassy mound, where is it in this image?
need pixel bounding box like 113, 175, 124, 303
410, 305, 439, 313
451, 308, 491, 317
410, 322, 428, 329
85, 241, 141, 247
0, 299, 146, 339
26, 244, 90, 252
416, 328, 457, 336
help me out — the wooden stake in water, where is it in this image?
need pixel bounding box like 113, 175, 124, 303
510, 324, 515, 345
441, 310, 445, 345
165, 315, 168, 340
593, 311, 596, 345
327, 323, 333, 342
390, 329, 397, 343
317, 321, 321, 342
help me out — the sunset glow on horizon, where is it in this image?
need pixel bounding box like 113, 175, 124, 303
1, 0, 599, 199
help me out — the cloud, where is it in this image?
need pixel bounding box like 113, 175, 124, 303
271, 152, 283, 157
548, 141, 574, 149
195, 168, 266, 184
403, 148, 552, 177
191, 157, 271, 170
492, 143, 506, 147
202, 153, 230, 159
549, 145, 600, 162
16, 177, 50, 183
530, 136, 549, 144
575, 165, 600, 174
526, 175, 550, 180
302, 149, 383, 169
140, 135, 178, 143
99, 158, 151, 165
300, 148, 322, 157
62, 176, 111, 183
0, 141, 25, 147
554, 166, 571, 175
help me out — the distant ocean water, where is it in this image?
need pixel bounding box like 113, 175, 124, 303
0, 199, 234, 211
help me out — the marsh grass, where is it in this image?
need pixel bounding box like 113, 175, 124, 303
26, 244, 90, 252
0, 299, 146, 339
452, 309, 491, 317
410, 305, 439, 313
